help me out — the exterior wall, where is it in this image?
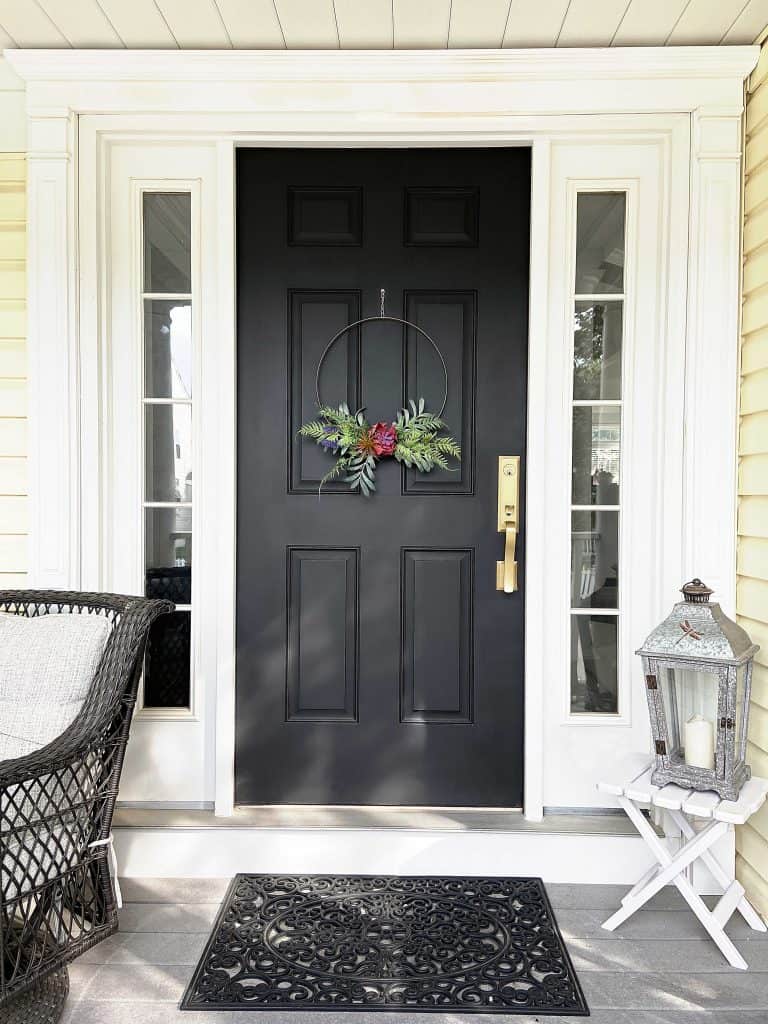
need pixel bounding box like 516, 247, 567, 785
0, 58, 26, 152
0, 60, 27, 588
737, 38, 768, 918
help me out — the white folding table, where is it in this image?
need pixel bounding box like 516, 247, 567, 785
598, 761, 768, 969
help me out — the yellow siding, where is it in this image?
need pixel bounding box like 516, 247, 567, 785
738, 42, 768, 921
0, 155, 26, 583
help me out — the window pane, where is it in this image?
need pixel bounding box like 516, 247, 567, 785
145, 507, 192, 574
145, 404, 193, 503
145, 565, 191, 605
572, 406, 621, 505
143, 193, 191, 294
575, 193, 625, 295
573, 301, 623, 401
570, 615, 618, 713
144, 300, 192, 399
144, 610, 191, 709
571, 510, 618, 609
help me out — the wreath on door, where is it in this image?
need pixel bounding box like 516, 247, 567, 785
299, 292, 461, 496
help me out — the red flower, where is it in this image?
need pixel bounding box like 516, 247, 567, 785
370, 422, 397, 457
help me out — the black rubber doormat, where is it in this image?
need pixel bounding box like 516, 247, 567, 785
181, 873, 589, 1015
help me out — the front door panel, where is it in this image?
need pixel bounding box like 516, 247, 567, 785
236, 148, 530, 806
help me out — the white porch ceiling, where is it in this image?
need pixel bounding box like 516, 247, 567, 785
0, 0, 766, 51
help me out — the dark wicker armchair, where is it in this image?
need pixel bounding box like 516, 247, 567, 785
0, 591, 172, 1019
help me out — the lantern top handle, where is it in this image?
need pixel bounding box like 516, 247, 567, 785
681, 579, 714, 604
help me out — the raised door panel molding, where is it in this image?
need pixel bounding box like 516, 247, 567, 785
403, 290, 476, 495
289, 290, 361, 493
404, 188, 479, 247
286, 547, 359, 722
400, 548, 474, 723
287, 187, 363, 246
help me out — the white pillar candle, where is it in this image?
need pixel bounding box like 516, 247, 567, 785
684, 714, 714, 770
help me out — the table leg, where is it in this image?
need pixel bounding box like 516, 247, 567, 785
666, 808, 767, 933
602, 796, 748, 969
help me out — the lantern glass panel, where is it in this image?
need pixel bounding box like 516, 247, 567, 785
735, 663, 747, 758
660, 667, 719, 768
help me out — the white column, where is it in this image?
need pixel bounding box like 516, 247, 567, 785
683, 110, 743, 614
26, 108, 79, 590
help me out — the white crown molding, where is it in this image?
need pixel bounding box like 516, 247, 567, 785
3, 46, 758, 122
4, 45, 758, 85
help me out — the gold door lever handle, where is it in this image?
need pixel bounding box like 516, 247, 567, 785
496, 456, 519, 594
496, 527, 518, 593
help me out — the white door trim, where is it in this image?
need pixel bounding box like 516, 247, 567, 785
5, 46, 756, 108
6, 47, 756, 820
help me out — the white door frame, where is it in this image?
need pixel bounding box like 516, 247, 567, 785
6, 47, 757, 819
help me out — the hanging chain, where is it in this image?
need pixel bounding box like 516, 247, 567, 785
314, 287, 449, 415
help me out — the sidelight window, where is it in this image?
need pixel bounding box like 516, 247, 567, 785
569, 192, 626, 715
141, 193, 193, 711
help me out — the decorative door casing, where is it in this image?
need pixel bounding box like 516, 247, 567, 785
6, 47, 756, 815
541, 136, 685, 807
103, 142, 222, 801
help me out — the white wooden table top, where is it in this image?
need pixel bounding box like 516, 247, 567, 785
598, 757, 768, 826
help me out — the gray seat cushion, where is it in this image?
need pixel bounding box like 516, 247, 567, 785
0, 611, 111, 762
0, 611, 112, 902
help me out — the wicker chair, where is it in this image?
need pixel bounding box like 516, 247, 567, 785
0, 591, 173, 1022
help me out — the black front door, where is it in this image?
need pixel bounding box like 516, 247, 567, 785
236, 148, 530, 807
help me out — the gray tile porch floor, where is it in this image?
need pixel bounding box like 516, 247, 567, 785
60, 878, 768, 1024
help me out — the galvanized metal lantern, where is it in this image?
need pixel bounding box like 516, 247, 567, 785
637, 579, 759, 801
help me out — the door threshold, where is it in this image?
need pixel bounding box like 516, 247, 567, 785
114, 803, 637, 836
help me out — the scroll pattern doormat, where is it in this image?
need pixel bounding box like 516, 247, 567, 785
181, 873, 589, 1015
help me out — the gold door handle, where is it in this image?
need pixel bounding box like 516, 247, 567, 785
496, 456, 519, 593
496, 527, 518, 593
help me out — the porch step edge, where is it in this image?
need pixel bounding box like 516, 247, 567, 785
112, 826, 687, 888
113, 805, 637, 835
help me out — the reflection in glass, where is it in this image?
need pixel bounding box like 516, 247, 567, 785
143, 193, 191, 294
660, 667, 719, 764
145, 565, 191, 605
571, 510, 618, 609
575, 193, 626, 295
143, 610, 191, 709
573, 301, 623, 400
572, 406, 621, 505
571, 615, 618, 713
144, 300, 192, 399
145, 404, 193, 503
145, 507, 192, 573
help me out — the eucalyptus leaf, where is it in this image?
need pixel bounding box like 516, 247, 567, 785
300, 396, 460, 495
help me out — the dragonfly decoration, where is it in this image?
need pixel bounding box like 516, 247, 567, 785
676, 619, 703, 643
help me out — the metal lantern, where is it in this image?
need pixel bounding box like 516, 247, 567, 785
637, 579, 759, 801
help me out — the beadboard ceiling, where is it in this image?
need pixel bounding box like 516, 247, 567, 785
0, 0, 766, 51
